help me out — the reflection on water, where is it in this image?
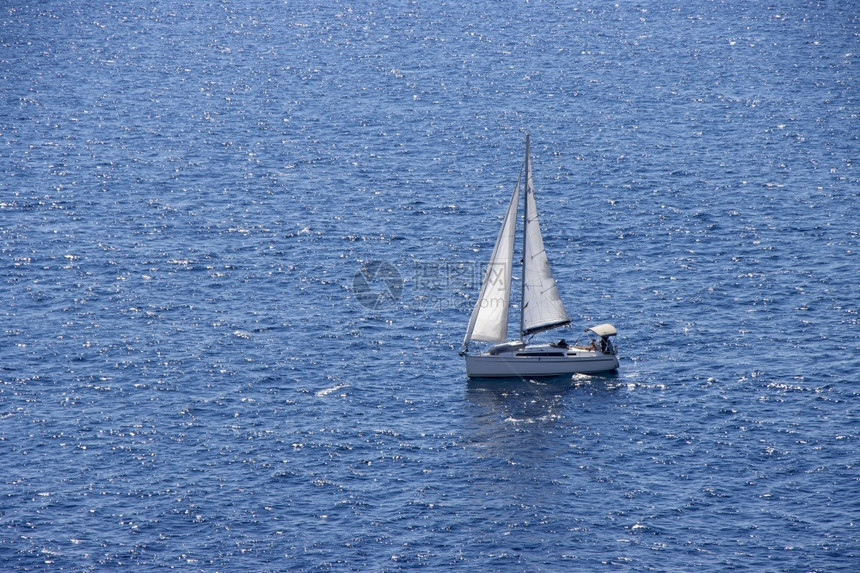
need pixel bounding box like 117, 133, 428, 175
465, 372, 622, 425
459, 373, 625, 516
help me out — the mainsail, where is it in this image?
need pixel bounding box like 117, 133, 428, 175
463, 174, 520, 344
520, 144, 570, 336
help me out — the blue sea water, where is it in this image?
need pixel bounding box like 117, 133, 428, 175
1, 0, 858, 570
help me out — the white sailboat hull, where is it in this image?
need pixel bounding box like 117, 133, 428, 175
464, 349, 618, 378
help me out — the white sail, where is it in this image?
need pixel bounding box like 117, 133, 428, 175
463, 175, 520, 344
520, 145, 570, 337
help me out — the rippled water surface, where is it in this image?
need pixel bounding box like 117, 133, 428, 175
2, 1, 858, 570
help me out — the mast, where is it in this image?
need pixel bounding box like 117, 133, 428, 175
519, 134, 530, 342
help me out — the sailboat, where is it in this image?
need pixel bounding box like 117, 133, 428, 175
462, 135, 619, 378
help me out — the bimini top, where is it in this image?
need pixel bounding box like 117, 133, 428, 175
587, 323, 617, 337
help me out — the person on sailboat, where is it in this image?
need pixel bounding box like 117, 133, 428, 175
599, 336, 614, 354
